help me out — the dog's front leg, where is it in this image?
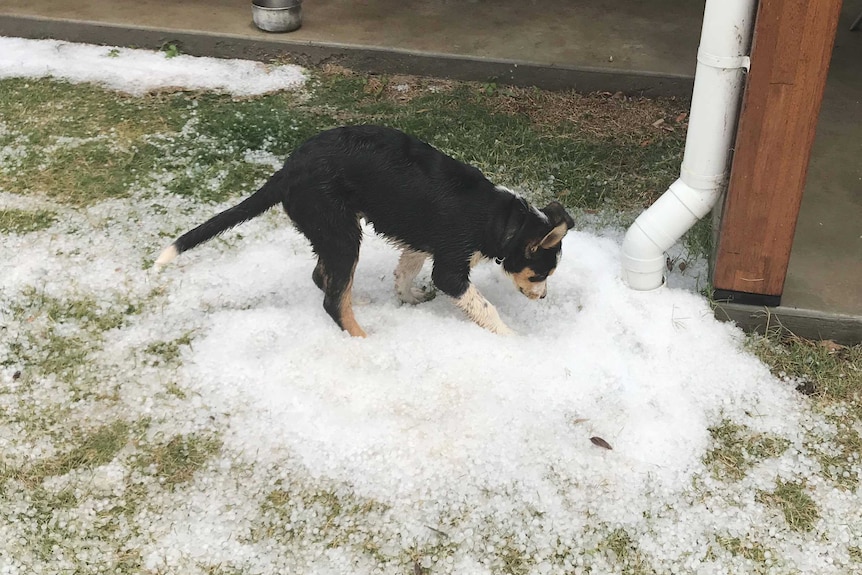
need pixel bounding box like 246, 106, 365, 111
394, 249, 435, 304
433, 260, 514, 335
453, 284, 515, 335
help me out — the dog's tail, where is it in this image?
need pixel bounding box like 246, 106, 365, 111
154, 169, 285, 267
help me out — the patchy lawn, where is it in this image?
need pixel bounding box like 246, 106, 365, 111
0, 39, 860, 575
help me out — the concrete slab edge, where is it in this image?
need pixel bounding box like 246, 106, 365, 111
714, 302, 862, 345
0, 14, 695, 97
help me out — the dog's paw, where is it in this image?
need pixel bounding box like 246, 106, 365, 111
398, 285, 436, 305
494, 324, 517, 336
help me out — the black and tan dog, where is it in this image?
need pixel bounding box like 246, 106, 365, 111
155, 125, 574, 336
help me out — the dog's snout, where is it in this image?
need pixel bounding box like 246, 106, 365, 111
511, 269, 549, 300
533, 282, 548, 300
519, 284, 546, 300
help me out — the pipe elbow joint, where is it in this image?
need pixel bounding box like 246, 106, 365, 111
621, 179, 721, 291
621, 221, 668, 291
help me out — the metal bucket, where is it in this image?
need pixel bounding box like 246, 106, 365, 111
252, 0, 302, 33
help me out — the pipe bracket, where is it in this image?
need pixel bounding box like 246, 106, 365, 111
697, 49, 751, 71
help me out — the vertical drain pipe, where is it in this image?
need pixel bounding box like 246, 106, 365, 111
621, 0, 757, 290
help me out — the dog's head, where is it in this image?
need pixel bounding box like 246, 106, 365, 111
502, 201, 575, 300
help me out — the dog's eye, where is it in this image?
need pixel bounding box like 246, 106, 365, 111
528, 275, 547, 283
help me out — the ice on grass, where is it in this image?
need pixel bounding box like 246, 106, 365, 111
0, 36, 306, 96
0, 36, 860, 575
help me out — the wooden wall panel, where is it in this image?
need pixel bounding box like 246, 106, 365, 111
712, 0, 843, 304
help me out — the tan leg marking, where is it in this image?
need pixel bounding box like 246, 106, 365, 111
454, 284, 515, 335
338, 273, 367, 338
394, 250, 433, 304
469, 251, 488, 268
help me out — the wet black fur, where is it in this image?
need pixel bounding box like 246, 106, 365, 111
165, 125, 574, 332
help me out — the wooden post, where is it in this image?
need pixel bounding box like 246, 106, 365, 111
712, 0, 843, 306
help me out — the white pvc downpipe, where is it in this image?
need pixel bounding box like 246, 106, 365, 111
621, 0, 757, 290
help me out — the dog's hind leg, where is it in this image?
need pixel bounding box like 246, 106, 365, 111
315, 235, 367, 337
323, 259, 366, 338
312, 260, 327, 291
394, 250, 434, 304
294, 197, 366, 336
315, 252, 366, 337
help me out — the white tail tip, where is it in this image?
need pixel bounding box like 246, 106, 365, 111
154, 244, 179, 267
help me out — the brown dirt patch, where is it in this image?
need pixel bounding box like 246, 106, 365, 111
490, 87, 690, 142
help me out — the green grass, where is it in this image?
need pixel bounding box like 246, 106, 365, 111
144, 332, 195, 367
748, 333, 862, 412
23, 329, 94, 381
161, 43, 181, 59
31, 141, 141, 204
747, 331, 862, 489
12, 286, 132, 333
704, 419, 790, 481
598, 528, 654, 575
142, 433, 223, 489
3, 288, 139, 375
35, 421, 130, 479
757, 480, 820, 532
806, 415, 861, 490
682, 216, 714, 265
0, 208, 56, 233
259, 482, 390, 555
716, 535, 770, 564
0, 77, 185, 143
0, 419, 144, 569
5, 420, 130, 487
0, 70, 684, 214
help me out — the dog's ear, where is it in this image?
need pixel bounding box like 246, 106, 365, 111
542, 201, 575, 230
538, 201, 575, 249
538, 222, 568, 249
